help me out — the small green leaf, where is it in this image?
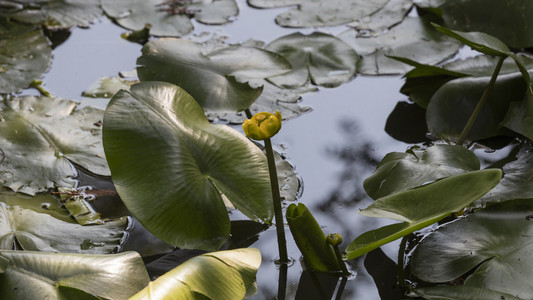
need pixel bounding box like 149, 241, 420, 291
130, 248, 261, 300
347, 0, 414, 34
346, 169, 501, 260
286, 203, 341, 272
364, 144, 480, 200
103, 82, 273, 250
501, 93, 533, 140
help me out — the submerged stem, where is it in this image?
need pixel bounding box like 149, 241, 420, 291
397, 236, 408, 294
264, 138, 288, 299
457, 56, 505, 146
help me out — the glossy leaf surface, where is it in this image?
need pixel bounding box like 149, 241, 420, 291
266, 32, 358, 88
0, 250, 149, 300
346, 169, 501, 260
0, 18, 52, 94
412, 286, 523, 300
339, 17, 461, 75
0, 97, 109, 195
248, 0, 388, 27
410, 199, 533, 299
131, 248, 261, 300
348, 0, 414, 34
364, 144, 480, 200
103, 82, 273, 250
137, 39, 290, 111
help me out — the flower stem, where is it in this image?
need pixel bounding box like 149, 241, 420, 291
332, 244, 350, 277
264, 138, 288, 299
397, 235, 408, 294
457, 56, 505, 146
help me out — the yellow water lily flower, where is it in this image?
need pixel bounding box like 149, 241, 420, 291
242, 111, 282, 140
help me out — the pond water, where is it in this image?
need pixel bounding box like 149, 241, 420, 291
14, 1, 513, 299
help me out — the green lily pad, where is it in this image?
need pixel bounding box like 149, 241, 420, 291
426, 71, 526, 142
501, 93, 533, 141
266, 32, 358, 88
205, 80, 314, 124
248, 0, 389, 27
345, 169, 501, 260
0, 97, 109, 195
130, 248, 261, 300
410, 199, 533, 299
0, 191, 127, 253
421, 0, 533, 49
338, 17, 461, 75
0, 0, 102, 29
478, 145, 533, 205
0, 18, 52, 94
347, 0, 414, 34
103, 82, 273, 250
137, 38, 291, 111
364, 144, 480, 200
0, 250, 149, 299
412, 286, 524, 300
102, 0, 238, 37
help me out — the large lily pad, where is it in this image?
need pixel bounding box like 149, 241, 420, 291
412, 286, 524, 300
0, 18, 52, 94
102, 0, 238, 37
266, 32, 358, 88
420, 0, 533, 49
0, 97, 109, 195
364, 144, 480, 200
338, 17, 461, 75
345, 169, 501, 260
103, 82, 273, 250
0, 250, 150, 300
410, 199, 533, 299
137, 38, 291, 111
131, 248, 261, 299
0, 0, 102, 29
248, 0, 389, 27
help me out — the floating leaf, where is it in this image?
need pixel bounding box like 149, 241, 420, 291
0, 191, 127, 253
421, 0, 533, 49
205, 80, 314, 124
266, 32, 358, 88
103, 82, 273, 250
345, 169, 501, 260
0, 0, 102, 29
0, 18, 52, 94
0, 97, 109, 195
412, 286, 523, 300
478, 145, 533, 205
131, 248, 261, 300
410, 199, 533, 299
426, 71, 526, 141
286, 203, 341, 272
55, 187, 106, 225
339, 17, 461, 75
137, 38, 291, 111
248, 0, 389, 27
102, 0, 238, 37
364, 144, 480, 199
0, 250, 149, 299
385, 101, 428, 143
82, 76, 137, 99
348, 0, 414, 34
501, 93, 533, 141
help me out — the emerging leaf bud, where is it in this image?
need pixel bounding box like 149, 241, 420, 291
242, 111, 282, 140
327, 233, 343, 247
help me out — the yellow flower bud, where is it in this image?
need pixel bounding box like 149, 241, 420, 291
242, 111, 282, 140
326, 233, 343, 247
